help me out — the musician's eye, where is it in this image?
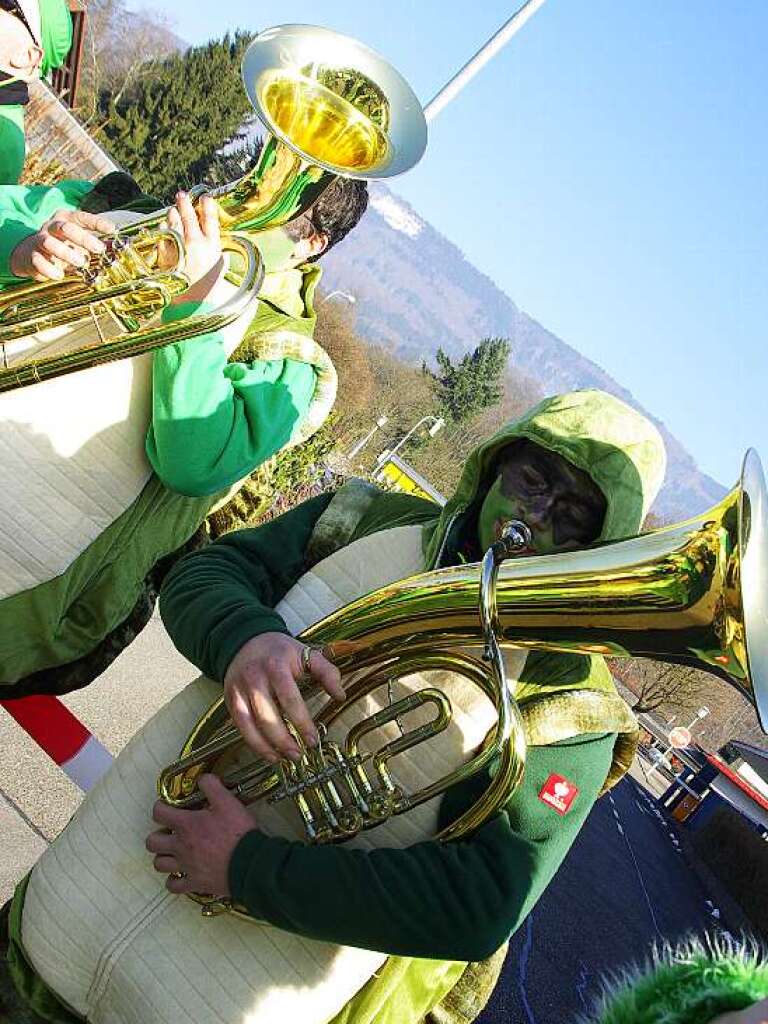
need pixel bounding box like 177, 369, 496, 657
561, 502, 595, 535
520, 466, 547, 491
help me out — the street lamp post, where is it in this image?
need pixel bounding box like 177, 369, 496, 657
348, 415, 388, 460
423, 0, 549, 123
374, 415, 445, 477
683, 706, 710, 733
318, 290, 356, 307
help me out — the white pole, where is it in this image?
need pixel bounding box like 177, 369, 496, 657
423, 0, 549, 123
348, 415, 388, 460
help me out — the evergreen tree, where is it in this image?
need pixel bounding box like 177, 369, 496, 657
423, 337, 511, 424
101, 32, 255, 200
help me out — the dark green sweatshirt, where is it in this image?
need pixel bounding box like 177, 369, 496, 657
160, 491, 616, 962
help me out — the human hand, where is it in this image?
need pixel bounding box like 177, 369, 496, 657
147, 774, 256, 898
165, 192, 224, 305
9, 209, 114, 282
224, 632, 345, 763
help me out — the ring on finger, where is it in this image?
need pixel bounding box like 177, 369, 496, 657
300, 645, 314, 675
169, 870, 187, 880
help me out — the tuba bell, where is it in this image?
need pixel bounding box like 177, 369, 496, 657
159, 448, 767, 916
0, 25, 427, 391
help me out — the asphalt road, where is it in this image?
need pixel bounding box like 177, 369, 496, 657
478, 776, 743, 1023
0, 611, 196, 901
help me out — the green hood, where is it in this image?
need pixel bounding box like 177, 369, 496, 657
39, 0, 72, 76
424, 389, 666, 568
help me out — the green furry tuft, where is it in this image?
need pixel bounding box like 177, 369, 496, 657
580, 934, 768, 1024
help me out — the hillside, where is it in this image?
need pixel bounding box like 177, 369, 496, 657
320, 185, 726, 521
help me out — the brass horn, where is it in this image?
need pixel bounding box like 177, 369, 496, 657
0, 24, 427, 391
159, 449, 767, 915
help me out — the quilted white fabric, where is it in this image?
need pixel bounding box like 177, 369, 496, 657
0, 350, 154, 600
22, 525, 524, 1023
0, 270, 245, 601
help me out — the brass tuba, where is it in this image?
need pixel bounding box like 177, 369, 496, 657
0, 25, 427, 391
159, 448, 767, 911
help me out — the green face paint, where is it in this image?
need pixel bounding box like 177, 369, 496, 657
477, 478, 567, 555
254, 227, 298, 274
478, 477, 524, 552
477, 442, 606, 556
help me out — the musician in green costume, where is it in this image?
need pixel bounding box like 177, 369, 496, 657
0, 172, 368, 695
0, 388, 667, 1024
0, 0, 73, 185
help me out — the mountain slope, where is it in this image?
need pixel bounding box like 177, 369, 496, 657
320, 185, 725, 521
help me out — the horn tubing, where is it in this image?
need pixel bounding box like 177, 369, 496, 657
309, 478, 757, 707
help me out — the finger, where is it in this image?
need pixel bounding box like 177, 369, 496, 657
227, 687, 282, 764
152, 798, 195, 830
152, 854, 181, 874
52, 219, 107, 255
175, 191, 201, 240
145, 829, 178, 855
41, 234, 89, 269
30, 250, 64, 281
248, 685, 301, 762
197, 773, 238, 809
166, 873, 194, 894
198, 195, 221, 243
310, 651, 346, 702
271, 669, 318, 748
166, 207, 183, 235
155, 235, 176, 271
69, 210, 115, 235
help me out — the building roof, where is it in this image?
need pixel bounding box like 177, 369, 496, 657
730, 740, 768, 784
706, 752, 768, 813
26, 80, 119, 181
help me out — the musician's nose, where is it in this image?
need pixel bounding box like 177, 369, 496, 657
524, 495, 554, 530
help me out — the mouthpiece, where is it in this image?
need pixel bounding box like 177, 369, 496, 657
498, 520, 533, 558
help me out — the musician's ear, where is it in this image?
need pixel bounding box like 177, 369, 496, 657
307, 230, 329, 258
289, 228, 328, 266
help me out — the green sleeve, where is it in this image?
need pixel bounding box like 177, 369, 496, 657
159, 487, 437, 678
159, 493, 335, 680
145, 299, 317, 497
0, 107, 26, 186
227, 730, 615, 961
0, 179, 94, 282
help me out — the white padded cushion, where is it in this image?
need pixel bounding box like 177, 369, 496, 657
0, 269, 244, 601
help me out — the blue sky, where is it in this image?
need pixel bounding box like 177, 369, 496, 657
129, 0, 767, 489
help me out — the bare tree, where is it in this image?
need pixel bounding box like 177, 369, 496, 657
612, 658, 708, 716
78, 0, 180, 123
313, 298, 375, 442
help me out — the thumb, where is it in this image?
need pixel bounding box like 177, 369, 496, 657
198, 773, 235, 808
310, 651, 345, 703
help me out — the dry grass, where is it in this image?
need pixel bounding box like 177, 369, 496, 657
20, 88, 105, 185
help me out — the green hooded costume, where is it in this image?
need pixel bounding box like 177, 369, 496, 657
0, 0, 73, 185
1, 389, 666, 1024
0, 174, 334, 694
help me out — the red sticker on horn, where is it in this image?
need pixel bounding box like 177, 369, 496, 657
538, 774, 579, 815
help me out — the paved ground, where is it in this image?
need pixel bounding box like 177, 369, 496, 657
478, 774, 746, 1023
0, 610, 197, 903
